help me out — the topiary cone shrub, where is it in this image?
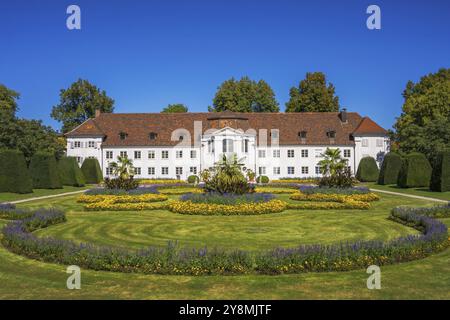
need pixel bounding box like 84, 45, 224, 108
377, 152, 403, 185
0, 149, 33, 193
397, 152, 432, 188
356, 157, 379, 182
430, 150, 450, 192
57, 156, 85, 187
29, 152, 62, 189
81, 158, 103, 184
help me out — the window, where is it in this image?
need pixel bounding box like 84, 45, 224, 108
120, 151, 127, 158
149, 132, 158, 140
376, 139, 383, 147
88, 141, 95, 148
344, 149, 351, 158
258, 150, 266, 158
287, 149, 295, 158
119, 132, 128, 140
242, 139, 249, 153
258, 167, 266, 175
222, 139, 234, 153
106, 151, 113, 159
176, 167, 183, 175
176, 150, 183, 158
74, 141, 81, 148
134, 167, 141, 175
208, 140, 215, 153
273, 167, 280, 175
362, 139, 368, 147
148, 151, 155, 159
273, 149, 280, 158
190, 167, 197, 174
161, 150, 169, 159
161, 167, 169, 175
190, 150, 197, 159
134, 151, 141, 159
148, 167, 155, 175
287, 167, 295, 175
271, 130, 279, 139
178, 135, 184, 141
301, 166, 309, 174
327, 131, 336, 139
315, 166, 321, 175
298, 131, 307, 139
315, 149, 322, 158
301, 149, 308, 158
106, 167, 114, 175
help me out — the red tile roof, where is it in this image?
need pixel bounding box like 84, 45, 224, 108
352, 117, 388, 136
66, 112, 387, 146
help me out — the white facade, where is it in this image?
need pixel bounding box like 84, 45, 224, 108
66, 126, 386, 180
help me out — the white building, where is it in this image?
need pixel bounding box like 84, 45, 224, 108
66, 110, 389, 180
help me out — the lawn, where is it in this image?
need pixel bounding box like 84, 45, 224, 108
0, 185, 91, 203
364, 182, 450, 201
0, 192, 449, 299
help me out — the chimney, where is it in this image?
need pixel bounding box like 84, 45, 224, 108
95, 109, 101, 118
339, 108, 347, 123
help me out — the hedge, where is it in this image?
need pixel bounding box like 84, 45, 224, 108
81, 158, 103, 184
57, 157, 85, 187
397, 153, 432, 188
356, 157, 379, 182
187, 175, 199, 184
377, 152, 403, 185
29, 152, 62, 189
430, 150, 450, 192
0, 149, 33, 194
256, 175, 269, 184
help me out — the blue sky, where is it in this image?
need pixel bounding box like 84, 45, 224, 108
1, 0, 449, 131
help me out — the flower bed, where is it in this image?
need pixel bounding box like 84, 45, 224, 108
391, 204, 450, 219
157, 187, 203, 195
299, 185, 370, 195
180, 192, 275, 205
0, 204, 34, 220
287, 200, 370, 210
85, 187, 159, 195
137, 179, 187, 185
2, 205, 448, 275
255, 187, 299, 194
270, 178, 319, 184
78, 193, 168, 204
290, 192, 379, 203
168, 199, 287, 215
85, 201, 169, 211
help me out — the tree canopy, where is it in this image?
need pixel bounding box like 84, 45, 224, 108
161, 103, 188, 113
51, 79, 114, 133
393, 68, 450, 161
209, 77, 279, 112
285, 72, 339, 112
0, 84, 64, 162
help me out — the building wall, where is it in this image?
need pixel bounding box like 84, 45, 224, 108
67, 133, 388, 180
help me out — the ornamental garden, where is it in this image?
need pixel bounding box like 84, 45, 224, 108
0, 148, 449, 280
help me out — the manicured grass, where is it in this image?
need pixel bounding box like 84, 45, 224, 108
0, 185, 92, 203
0, 217, 448, 299
364, 182, 450, 201
0, 192, 449, 299
28, 193, 424, 251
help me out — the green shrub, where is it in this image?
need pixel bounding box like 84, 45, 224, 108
104, 177, 138, 190
256, 175, 269, 184
0, 149, 33, 194
81, 158, 103, 184
187, 175, 199, 184
430, 150, 450, 192
57, 157, 85, 187
397, 153, 432, 188
377, 152, 403, 185
29, 152, 62, 189
356, 157, 379, 182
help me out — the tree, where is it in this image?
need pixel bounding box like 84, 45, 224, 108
0, 84, 20, 116
109, 155, 135, 179
209, 77, 279, 112
161, 104, 188, 113
0, 85, 65, 162
318, 148, 347, 176
51, 79, 115, 133
285, 72, 339, 112
393, 68, 450, 162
